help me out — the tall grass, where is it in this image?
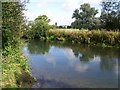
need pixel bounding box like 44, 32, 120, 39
46, 29, 120, 47
2, 44, 35, 88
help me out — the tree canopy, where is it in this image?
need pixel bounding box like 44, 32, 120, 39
71, 3, 99, 30
71, 1, 120, 31
100, 1, 120, 30
2, 2, 26, 47
24, 15, 51, 39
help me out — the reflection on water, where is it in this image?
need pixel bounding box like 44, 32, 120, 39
23, 40, 119, 88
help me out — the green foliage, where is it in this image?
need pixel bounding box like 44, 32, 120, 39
35, 15, 50, 22
34, 19, 50, 38
2, 45, 35, 88
24, 15, 51, 39
46, 29, 120, 47
100, 1, 120, 30
23, 21, 35, 39
2, 2, 35, 88
2, 2, 26, 47
71, 3, 99, 30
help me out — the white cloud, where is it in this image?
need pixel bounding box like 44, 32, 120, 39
36, 9, 56, 25
35, 8, 73, 25
50, 15, 74, 25
23, 10, 35, 20
81, 0, 101, 6
29, 0, 57, 3
36, 0, 61, 9
62, 0, 102, 22
62, 0, 101, 12
24, 0, 102, 25
63, 0, 80, 12
96, 13, 101, 17
36, 1, 49, 9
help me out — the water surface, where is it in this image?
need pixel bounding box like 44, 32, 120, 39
23, 40, 119, 88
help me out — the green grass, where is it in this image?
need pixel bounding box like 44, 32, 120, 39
46, 29, 120, 47
2, 45, 35, 88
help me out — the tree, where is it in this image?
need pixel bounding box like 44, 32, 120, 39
23, 21, 35, 39
27, 15, 51, 38
35, 15, 50, 22
100, 1, 120, 30
2, 2, 26, 47
71, 3, 98, 30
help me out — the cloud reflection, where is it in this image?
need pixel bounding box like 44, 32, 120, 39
62, 48, 90, 72
63, 48, 77, 61
44, 54, 56, 67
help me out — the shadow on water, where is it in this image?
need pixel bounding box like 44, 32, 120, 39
23, 39, 119, 88
14, 70, 35, 88
32, 75, 73, 88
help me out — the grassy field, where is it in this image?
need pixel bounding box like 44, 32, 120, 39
45, 29, 120, 47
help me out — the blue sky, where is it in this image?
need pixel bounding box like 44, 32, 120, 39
23, 0, 102, 25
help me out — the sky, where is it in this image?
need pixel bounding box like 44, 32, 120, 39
23, 0, 102, 25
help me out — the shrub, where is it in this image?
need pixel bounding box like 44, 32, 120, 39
46, 29, 120, 47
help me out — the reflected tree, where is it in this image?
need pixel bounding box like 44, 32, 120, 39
72, 46, 94, 63
27, 40, 119, 69
80, 53, 94, 63
73, 50, 79, 57
27, 40, 50, 54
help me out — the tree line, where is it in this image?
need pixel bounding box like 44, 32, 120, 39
23, 1, 120, 39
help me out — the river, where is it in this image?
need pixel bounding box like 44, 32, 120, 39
22, 40, 119, 88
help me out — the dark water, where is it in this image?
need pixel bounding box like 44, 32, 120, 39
22, 40, 119, 88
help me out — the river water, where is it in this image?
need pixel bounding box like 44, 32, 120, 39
22, 40, 119, 88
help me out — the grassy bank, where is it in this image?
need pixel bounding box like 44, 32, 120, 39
2, 44, 35, 88
45, 29, 120, 47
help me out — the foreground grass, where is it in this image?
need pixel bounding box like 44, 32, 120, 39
2, 45, 35, 88
46, 29, 120, 47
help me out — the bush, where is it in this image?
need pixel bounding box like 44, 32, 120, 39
46, 29, 120, 47
23, 15, 51, 39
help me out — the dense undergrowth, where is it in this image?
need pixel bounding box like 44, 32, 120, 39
43, 29, 120, 47
2, 2, 35, 88
2, 44, 35, 88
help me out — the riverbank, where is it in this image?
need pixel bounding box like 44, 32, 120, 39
44, 29, 120, 48
2, 44, 35, 88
